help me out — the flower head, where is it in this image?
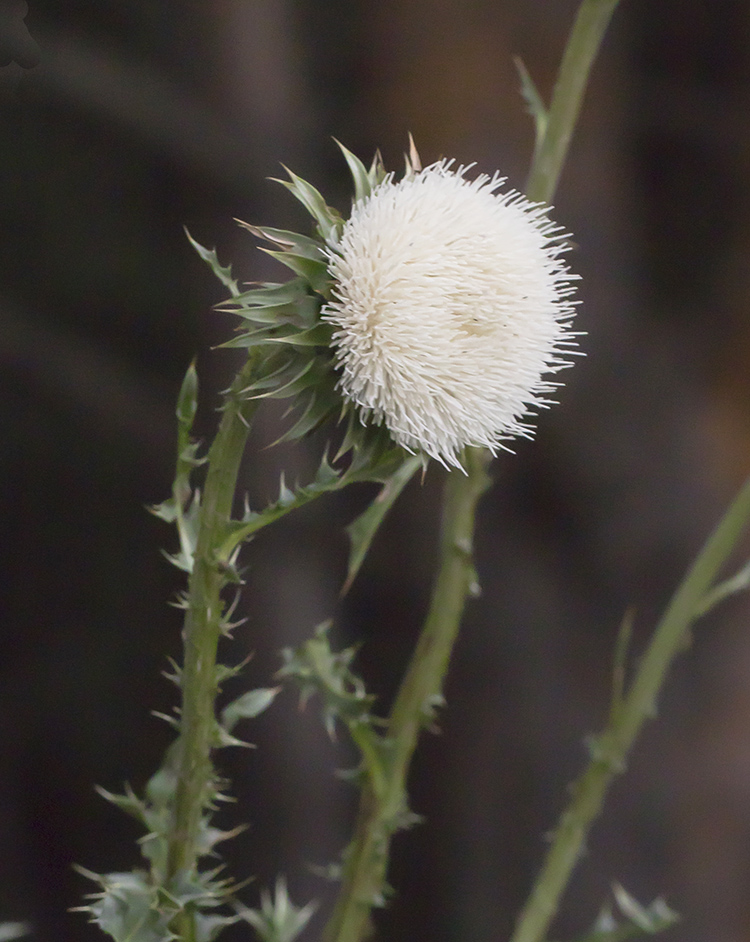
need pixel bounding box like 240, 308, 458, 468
213, 144, 578, 474
322, 160, 578, 468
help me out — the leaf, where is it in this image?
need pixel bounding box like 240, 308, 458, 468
334, 139, 373, 206
273, 167, 344, 244
235, 877, 317, 942
514, 56, 549, 152
176, 360, 199, 430
76, 870, 174, 942
218, 451, 345, 557
185, 229, 240, 298
277, 621, 377, 739
342, 456, 422, 594
221, 687, 281, 734
260, 248, 331, 295
570, 884, 679, 942
236, 221, 326, 261
221, 278, 310, 309
194, 913, 239, 942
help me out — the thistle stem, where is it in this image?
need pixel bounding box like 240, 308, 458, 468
323, 3, 621, 939
323, 448, 491, 942
510, 473, 750, 942
165, 357, 258, 890
525, 0, 621, 204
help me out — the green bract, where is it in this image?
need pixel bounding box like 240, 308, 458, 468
193, 143, 404, 470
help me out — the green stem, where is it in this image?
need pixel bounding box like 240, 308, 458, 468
323, 3, 621, 938
165, 357, 258, 896
525, 0, 621, 204
510, 473, 750, 942
323, 448, 491, 942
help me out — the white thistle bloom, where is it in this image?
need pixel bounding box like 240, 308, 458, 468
322, 161, 578, 469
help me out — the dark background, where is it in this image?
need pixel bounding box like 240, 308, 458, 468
3, 1, 750, 940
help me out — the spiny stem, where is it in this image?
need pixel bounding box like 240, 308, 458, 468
323, 2, 621, 938
510, 473, 750, 942
323, 447, 491, 942
166, 357, 259, 887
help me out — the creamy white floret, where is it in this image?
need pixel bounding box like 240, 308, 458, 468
322, 162, 578, 468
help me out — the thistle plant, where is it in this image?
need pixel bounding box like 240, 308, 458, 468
76, 1, 750, 941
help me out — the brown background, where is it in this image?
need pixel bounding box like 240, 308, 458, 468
3, 1, 750, 940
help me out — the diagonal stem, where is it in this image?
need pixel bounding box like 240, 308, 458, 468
510, 473, 750, 942
525, 0, 621, 205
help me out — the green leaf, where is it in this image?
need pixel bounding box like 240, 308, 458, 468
76, 870, 174, 942
262, 323, 333, 348
272, 389, 336, 444
194, 913, 239, 942
96, 784, 149, 827
225, 296, 321, 329
368, 149, 387, 186
273, 167, 344, 243
218, 452, 344, 557
223, 279, 310, 309
570, 884, 679, 942
235, 877, 317, 942
342, 455, 422, 594
260, 249, 331, 295
277, 621, 376, 738
221, 687, 280, 734
176, 360, 199, 430
185, 228, 240, 298
237, 222, 327, 261
514, 56, 549, 152
334, 139, 373, 206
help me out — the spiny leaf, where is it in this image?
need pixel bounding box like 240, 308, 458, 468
277, 621, 376, 738
334, 139, 373, 206
185, 229, 240, 298
273, 166, 344, 243
342, 455, 422, 594
272, 389, 336, 444
221, 278, 310, 309
235, 877, 317, 942
369, 149, 387, 186
76, 869, 175, 942
260, 248, 330, 294
260, 322, 333, 348
218, 451, 345, 556
236, 221, 326, 261
96, 784, 149, 826
405, 132, 422, 174
569, 884, 679, 942
225, 295, 321, 329
221, 687, 281, 734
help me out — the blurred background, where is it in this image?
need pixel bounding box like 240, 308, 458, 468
3, 1, 750, 940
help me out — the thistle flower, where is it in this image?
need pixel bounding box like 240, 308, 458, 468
212, 143, 577, 473
322, 160, 578, 468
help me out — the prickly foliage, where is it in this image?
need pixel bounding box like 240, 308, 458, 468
82, 144, 424, 942
213, 142, 403, 472
571, 884, 679, 942
234, 878, 317, 942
